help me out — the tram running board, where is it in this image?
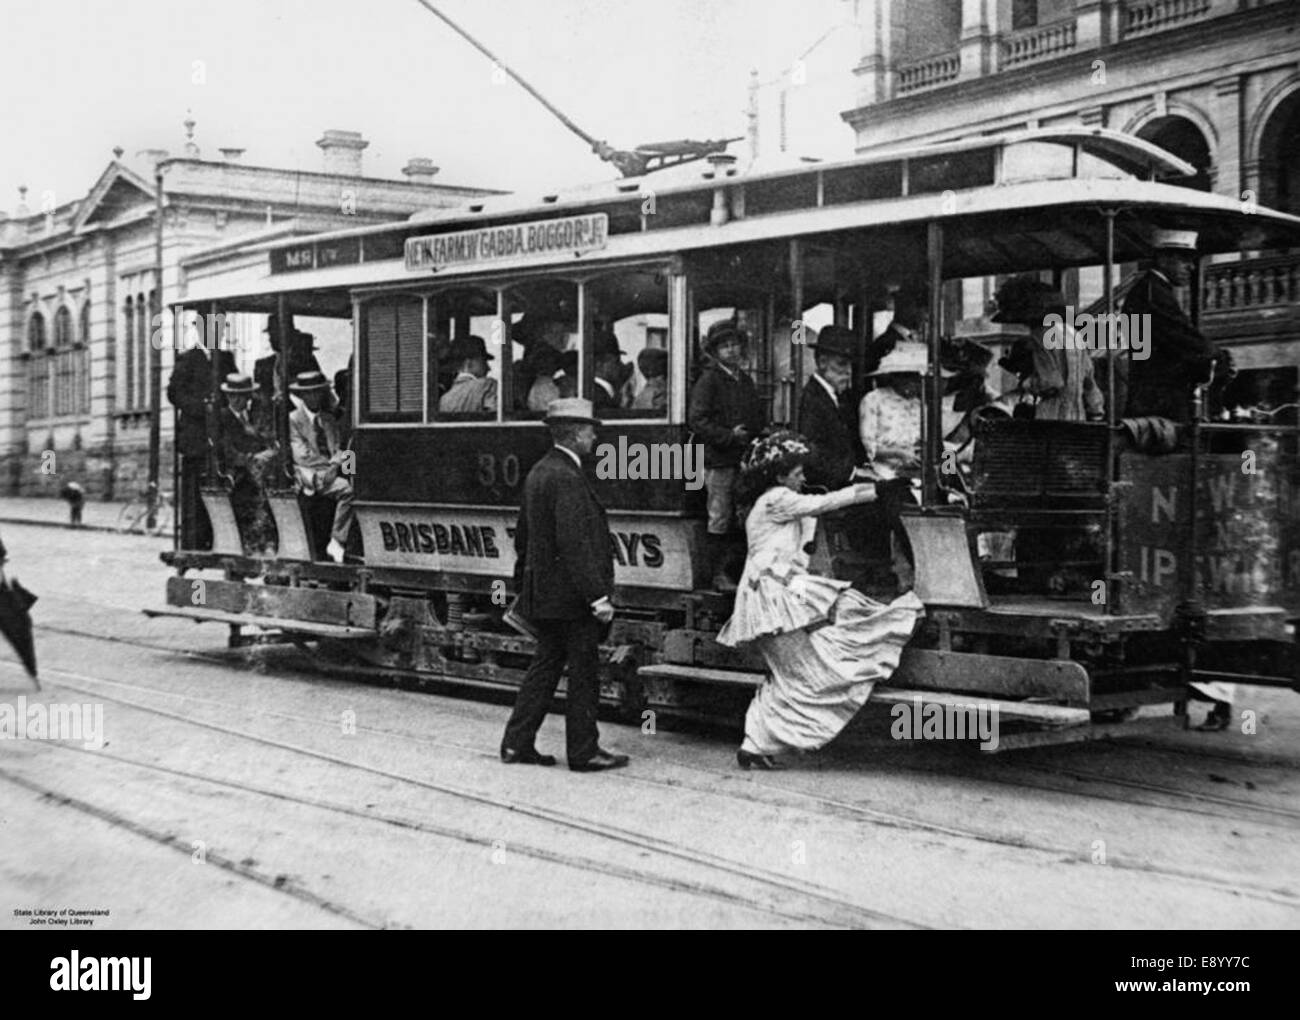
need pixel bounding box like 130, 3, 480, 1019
636, 664, 1091, 728
142, 605, 377, 640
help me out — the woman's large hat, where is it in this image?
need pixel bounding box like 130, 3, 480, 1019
544, 397, 601, 426
991, 276, 1065, 325
865, 342, 954, 377
288, 370, 331, 393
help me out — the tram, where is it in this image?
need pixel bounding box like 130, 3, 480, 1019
147, 127, 1300, 749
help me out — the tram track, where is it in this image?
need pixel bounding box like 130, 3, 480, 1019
17, 660, 928, 930
0, 767, 383, 930
36, 615, 1300, 814
15, 643, 1299, 910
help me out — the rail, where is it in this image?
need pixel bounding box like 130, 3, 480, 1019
999, 18, 1078, 70
896, 50, 961, 95
1202, 252, 1300, 312
1122, 0, 1213, 39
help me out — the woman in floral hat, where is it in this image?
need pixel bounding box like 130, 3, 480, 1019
718, 431, 924, 770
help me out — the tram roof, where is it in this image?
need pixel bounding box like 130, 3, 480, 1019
178, 129, 1300, 314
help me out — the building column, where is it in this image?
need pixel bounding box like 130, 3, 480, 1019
959, 0, 994, 80
1213, 75, 1244, 202
1075, 1, 1119, 49
850, 0, 894, 107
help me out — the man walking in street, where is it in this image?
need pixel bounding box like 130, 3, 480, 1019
500, 397, 629, 772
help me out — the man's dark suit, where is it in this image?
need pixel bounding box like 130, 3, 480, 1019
167, 346, 237, 549
799, 377, 861, 490
1121, 270, 1219, 422
502, 447, 615, 764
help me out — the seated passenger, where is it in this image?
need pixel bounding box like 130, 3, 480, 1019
992, 277, 1103, 423
592, 330, 626, 411
216, 372, 277, 554
632, 347, 668, 414
688, 319, 764, 592
439, 335, 498, 415
514, 320, 570, 411
288, 371, 354, 563
527, 345, 566, 412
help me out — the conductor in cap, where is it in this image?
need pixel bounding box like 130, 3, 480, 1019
1120, 229, 1224, 422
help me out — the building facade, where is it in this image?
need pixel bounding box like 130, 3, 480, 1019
841, 0, 1300, 400
0, 127, 497, 499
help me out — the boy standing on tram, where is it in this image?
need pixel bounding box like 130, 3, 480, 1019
688, 320, 765, 592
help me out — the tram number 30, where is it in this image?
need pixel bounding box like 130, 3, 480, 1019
478, 452, 521, 488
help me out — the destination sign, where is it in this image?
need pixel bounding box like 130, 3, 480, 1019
354, 505, 696, 590
270, 236, 361, 274
404, 212, 608, 272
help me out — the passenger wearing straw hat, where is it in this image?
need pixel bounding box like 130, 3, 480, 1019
500, 398, 629, 772
216, 373, 277, 553
1120, 228, 1225, 423
287, 371, 353, 563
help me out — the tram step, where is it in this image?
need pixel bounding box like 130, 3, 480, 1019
143, 605, 377, 639
636, 664, 1092, 727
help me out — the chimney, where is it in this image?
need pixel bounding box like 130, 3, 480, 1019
137, 148, 170, 166
316, 130, 368, 177
219, 147, 246, 162
402, 158, 440, 183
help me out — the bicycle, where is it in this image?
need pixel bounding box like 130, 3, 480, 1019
116, 484, 174, 536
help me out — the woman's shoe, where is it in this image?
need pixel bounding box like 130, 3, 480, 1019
737, 749, 785, 770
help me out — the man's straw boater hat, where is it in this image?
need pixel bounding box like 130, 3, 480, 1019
219, 372, 256, 394
288, 370, 331, 393
544, 397, 601, 426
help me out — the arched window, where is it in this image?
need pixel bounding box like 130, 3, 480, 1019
124, 296, 135, 411
77, 300, 91, 413
1136, 116, 1213, 192
53, 306, 76, 415
27, 312, 50, 420
28, 312, 46, 352
1258, 90, 1300, 218
135, 292, 148, 410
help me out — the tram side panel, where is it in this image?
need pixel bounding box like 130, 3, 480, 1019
1117, 445, 1300, 687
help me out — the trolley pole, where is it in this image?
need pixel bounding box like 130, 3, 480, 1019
923, 222, 943, 507
789, 240, 804, 432
146, 166, 165, 530
1102, 209, 1117, 615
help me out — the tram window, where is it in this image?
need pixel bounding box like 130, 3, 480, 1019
503, 279, 579, 421
360, 295, 423, 423
585, 268, 670, 419
429, 286, 502, 422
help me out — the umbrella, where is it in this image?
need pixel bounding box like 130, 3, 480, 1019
0, 567, 39, 690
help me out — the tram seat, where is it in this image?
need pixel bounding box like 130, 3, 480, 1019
266, 488, 334, 561
199, 485, 245, 557
972, 419, 1108, 511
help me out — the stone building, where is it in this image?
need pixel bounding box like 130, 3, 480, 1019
0, 125, 497, 499
841, 0, 1299, 401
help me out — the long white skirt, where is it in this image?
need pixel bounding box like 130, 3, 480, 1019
743, 589, 923, 755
